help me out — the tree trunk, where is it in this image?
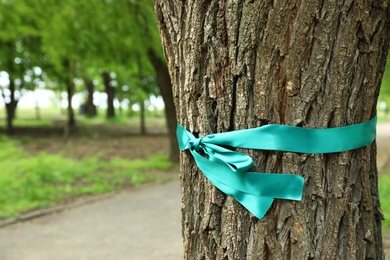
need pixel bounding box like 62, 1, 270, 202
85, 78, 97, 117
2, 41, 18, 135
63, 80, 75, 140
149, 49, 180, 163
67, 80, 75, 127
102, 71, 115, 118
140, 99, 146, 135
155, 1, 390, 259
62, 59, 76, 130
34, 90, 41, 120
4, 79, 18, 135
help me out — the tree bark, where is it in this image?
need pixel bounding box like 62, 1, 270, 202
4, 79, 18, 135
155, 1, 390, 259
2, 41, 19, 135
140, 99, 146, 135
63, 76, 75, 140
85, 78, 97, 117
62, 59, 76, 129
66, 77, 75, 127
149, 49, 180, 163
102, 71, 116, 118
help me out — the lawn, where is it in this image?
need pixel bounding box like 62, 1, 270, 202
0, 135, 177, 219
380, 172, 390, 231
0, 108, 177, 219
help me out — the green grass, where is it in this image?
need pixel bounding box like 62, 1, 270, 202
81, 112, 130, 125
3, 119, 54, 127
0, 107, 64, 119
379, 172, 390, 232
0, 106, 167, 132
81, 112, 167, 128
377, 110, 390, 124
0, 136, 176, 219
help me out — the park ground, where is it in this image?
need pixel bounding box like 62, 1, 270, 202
378, 122, 390, 256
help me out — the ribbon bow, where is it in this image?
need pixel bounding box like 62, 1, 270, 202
177, 117, 376, 219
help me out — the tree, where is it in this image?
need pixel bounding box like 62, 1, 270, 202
0, 41, 21, 134
34, 0, 85, 128
84, 78, 97, 117
104, 0, 179, 161
379, 54, 390, 110
148, 49, 179, 162
0, 0, 42, 134
155, 1, 390, 259
134, 0, 180, 161
101, 71, 116, 118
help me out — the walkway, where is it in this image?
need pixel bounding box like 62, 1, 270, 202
0, 181, 183, 260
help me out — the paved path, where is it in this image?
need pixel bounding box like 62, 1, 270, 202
0, 181, 182, 260
377, 123, 390, 256
377, 122, 390, 167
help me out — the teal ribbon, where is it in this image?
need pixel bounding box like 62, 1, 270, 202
177, 116, 377, 219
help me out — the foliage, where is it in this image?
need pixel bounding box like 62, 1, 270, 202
379, 172, 390, 231
378, 110, 390, 124
0, 1, 46, 91
0, 0, 165, 128
379, 54, 390, 105
0, 136, 175, 219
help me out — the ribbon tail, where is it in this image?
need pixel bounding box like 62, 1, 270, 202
207, 173, 274, 219
191, 150, 304, 219
243, 171, 304, 200
192, 151, 304, 200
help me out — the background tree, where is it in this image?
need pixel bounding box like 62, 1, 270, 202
34, 0, 86, 128
97, 0, 179, 161
83, 77, 97, 117
379, 54, 390, 113
0, 0, 179, 162
148, 49, 179, 162
155, 1, 390, 259
0, 0, 41, 134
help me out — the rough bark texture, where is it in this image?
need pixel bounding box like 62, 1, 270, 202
155, 0, 390, 259
149, 49, 180, 163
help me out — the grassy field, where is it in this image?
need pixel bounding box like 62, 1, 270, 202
380, 172, 390, 232
0, 106, 167, 128
0, 135, 176, 219
0, 107, 176, 219
378, 110, 390, 233
378, 110, 390, 124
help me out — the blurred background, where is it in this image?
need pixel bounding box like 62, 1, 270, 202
0, 0, 179, 221
0, 0, 389, 252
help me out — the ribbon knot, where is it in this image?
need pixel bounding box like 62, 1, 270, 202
176, 117, 376, 219
180, 128, 254, 172
189, 137, 203, 152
